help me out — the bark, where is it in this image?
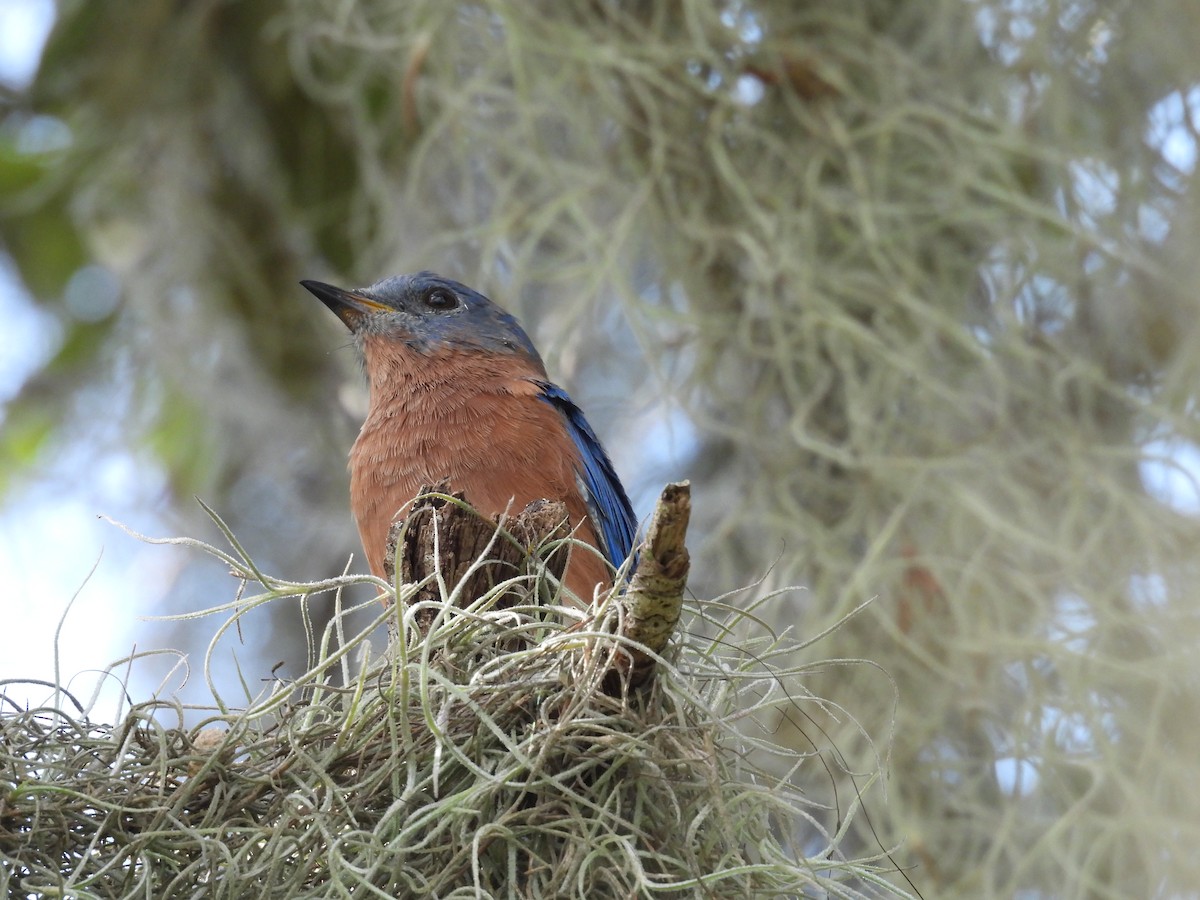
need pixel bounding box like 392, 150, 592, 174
386, 480, 692, 689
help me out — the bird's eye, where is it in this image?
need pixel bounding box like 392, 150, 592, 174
423, 288, 458, 310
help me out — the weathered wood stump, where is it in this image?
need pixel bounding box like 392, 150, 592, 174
383, 479, 692, 688
383, 481, 571, 624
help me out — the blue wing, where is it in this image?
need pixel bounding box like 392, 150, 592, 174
536, 382, 637, 570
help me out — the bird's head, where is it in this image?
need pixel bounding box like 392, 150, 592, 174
301, 272, 545, 366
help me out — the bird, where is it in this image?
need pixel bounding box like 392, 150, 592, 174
302, 271, 637, 602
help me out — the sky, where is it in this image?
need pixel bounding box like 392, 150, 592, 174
0, 0, 51, 90
0, 251, 183, 718
0, 0, 183, 718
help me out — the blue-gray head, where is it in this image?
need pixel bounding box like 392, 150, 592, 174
301, 271, 544, 366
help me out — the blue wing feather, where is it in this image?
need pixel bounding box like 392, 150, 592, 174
536, 382, 637, 570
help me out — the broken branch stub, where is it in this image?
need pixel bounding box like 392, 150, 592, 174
383, 481, 570, 626
382, 481, 693, 693
616, 481, 691, 687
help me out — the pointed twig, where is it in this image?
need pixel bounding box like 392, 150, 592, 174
616, 481, 691, 687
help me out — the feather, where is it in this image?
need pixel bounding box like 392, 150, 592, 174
536, 382, 637, 569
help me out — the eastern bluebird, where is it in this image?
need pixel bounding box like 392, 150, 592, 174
302, 272, 637, 601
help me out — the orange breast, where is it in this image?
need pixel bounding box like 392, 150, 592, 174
349, 339, 611, 602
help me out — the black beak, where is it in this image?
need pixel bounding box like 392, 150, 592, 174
300, 280, 388, 330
